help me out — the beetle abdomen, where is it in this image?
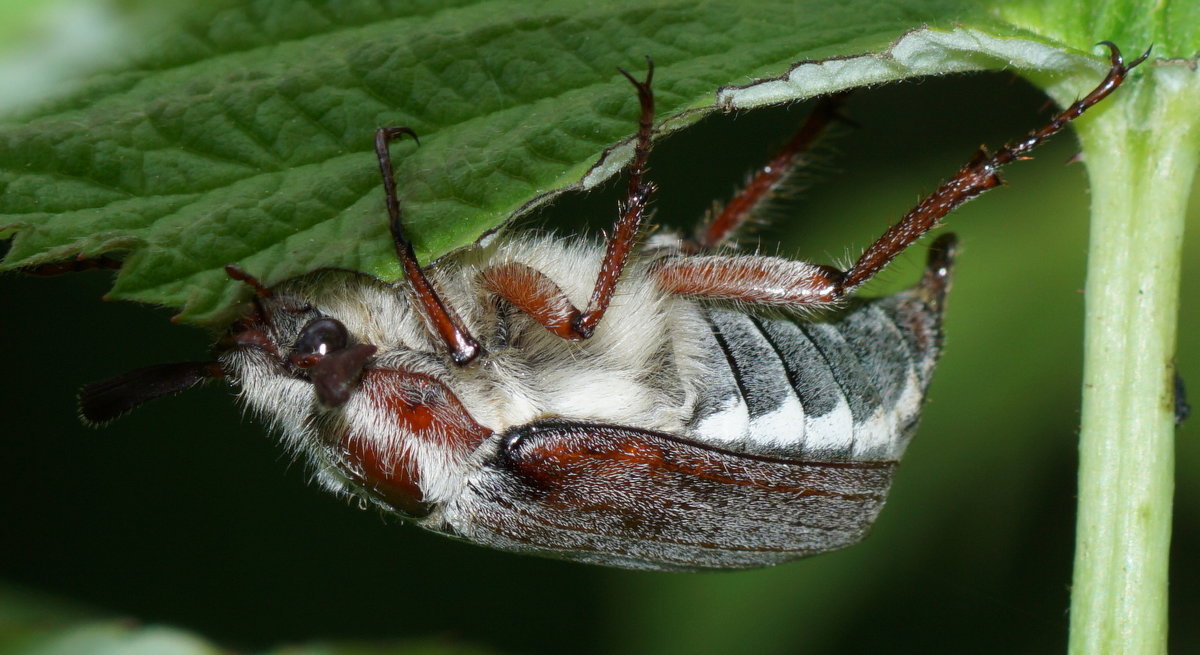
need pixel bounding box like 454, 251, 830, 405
686, 289, 944, 462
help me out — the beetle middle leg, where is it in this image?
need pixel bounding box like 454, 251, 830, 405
482, 68, 846, 337
654, 43, 1147, 309
482, 59, 657, 341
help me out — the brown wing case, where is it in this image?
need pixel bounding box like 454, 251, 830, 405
452, 420, 897, 571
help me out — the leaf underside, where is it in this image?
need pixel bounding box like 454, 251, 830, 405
0, 0, 1114, 326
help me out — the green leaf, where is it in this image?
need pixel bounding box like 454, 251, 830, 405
999, 0, 1200, 58
0, 0, 1132, 325
5, 624, 220, 655
3, 622, 496, 655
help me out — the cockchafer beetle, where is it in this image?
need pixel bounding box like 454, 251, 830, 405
77, 44, 1145, 571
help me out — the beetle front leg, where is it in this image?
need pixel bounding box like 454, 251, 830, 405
376, 127, 482, 365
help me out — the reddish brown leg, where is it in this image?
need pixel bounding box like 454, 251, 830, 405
654, 43, 1145, 309
481, 263, 584, 340
840, 42, 1148, 291
654, 233, 960, 309
652, 253, 845, 307
221, 263, 282, 342
376, 126, 482, 365
685, 93, 848, 253
570, 59, 657, 339
225, 263, 274, 299
483, 61, 657, 341
477, 61, 658, 341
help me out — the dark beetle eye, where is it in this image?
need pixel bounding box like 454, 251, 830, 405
291, 317, 349, 368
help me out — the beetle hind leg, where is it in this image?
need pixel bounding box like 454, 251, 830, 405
839, 43, 1146, 293
657, 44, 1142, 310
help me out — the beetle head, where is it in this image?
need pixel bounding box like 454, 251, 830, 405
82, 268, 495, 518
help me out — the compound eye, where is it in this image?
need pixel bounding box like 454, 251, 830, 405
291, 317, 349, 368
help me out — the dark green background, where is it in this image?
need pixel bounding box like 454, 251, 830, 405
3, 71, 1198, 654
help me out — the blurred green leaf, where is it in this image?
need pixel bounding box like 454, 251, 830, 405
6, 624, 219, 655
0, 586, 496, 655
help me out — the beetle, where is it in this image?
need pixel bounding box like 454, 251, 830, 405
77, 44, 1144, 571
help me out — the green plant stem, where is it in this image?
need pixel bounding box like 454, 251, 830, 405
1068, 64, 1200, 655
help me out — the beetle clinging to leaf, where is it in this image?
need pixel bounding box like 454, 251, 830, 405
72, 44, 1144, 571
